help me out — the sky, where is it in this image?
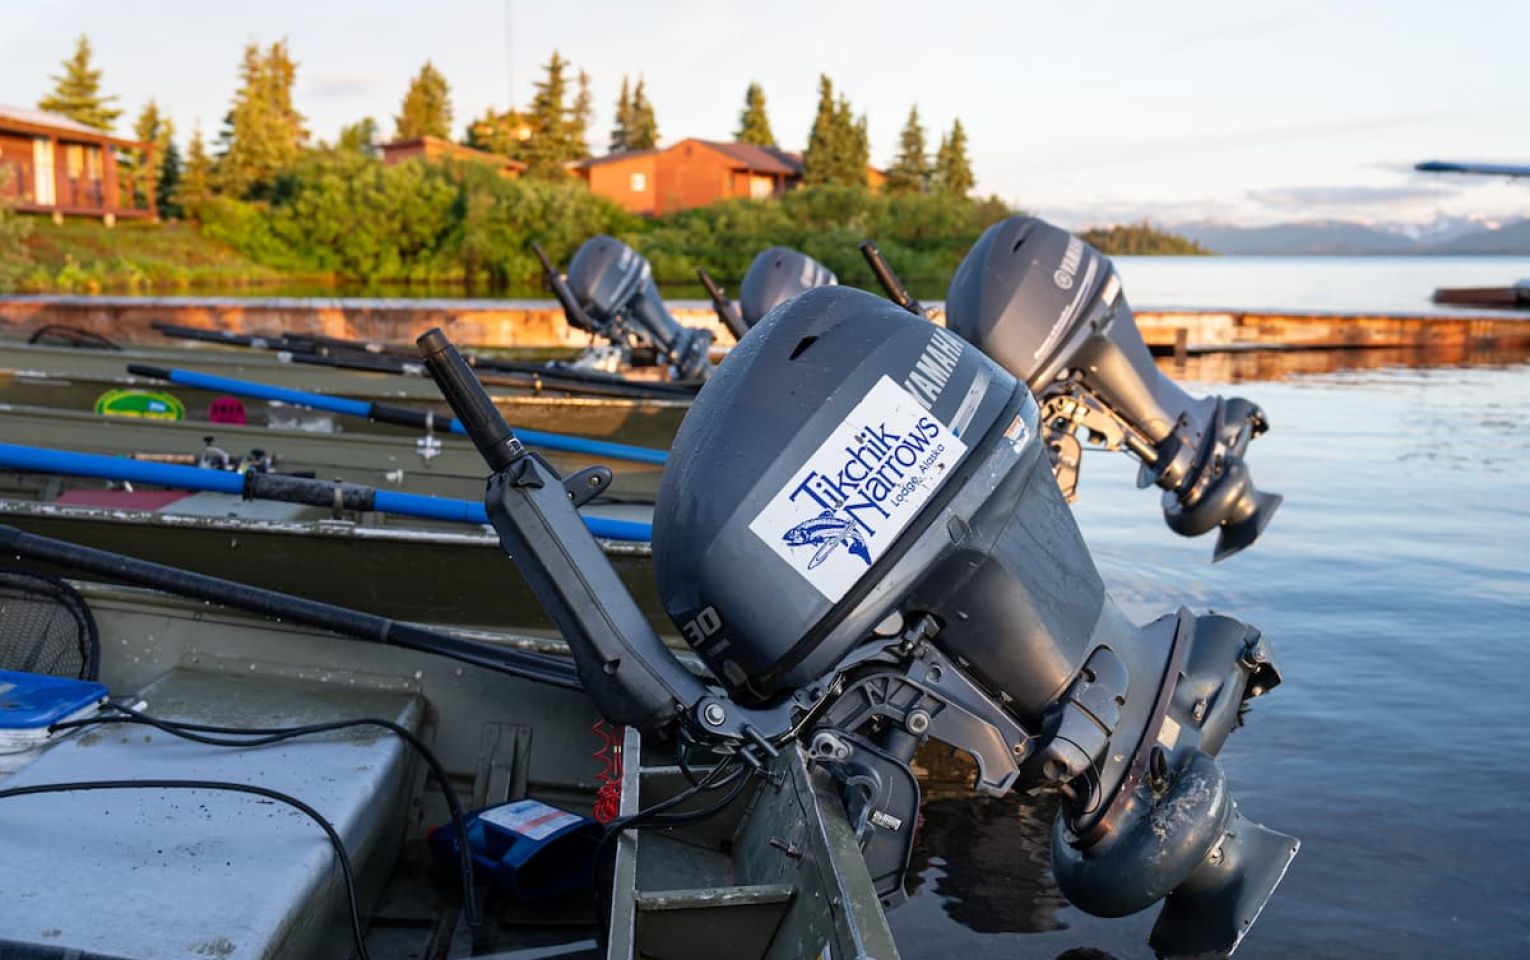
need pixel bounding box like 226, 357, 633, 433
2, 0, 1527, 229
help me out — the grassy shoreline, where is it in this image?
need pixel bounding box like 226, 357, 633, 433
12, 219, 320, 295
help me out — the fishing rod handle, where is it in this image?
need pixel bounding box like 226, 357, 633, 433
416, 328, 523, 472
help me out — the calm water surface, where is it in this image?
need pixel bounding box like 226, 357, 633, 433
1111, 255, 1530, 315
893, 361, 1530, 959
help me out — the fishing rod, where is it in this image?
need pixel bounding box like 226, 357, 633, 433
125, 364, 669, 467
0, 523, 581, 689
150, 322, 701, 400
0, 442, 652, 542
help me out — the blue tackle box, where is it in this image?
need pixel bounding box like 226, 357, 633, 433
0, 669, 109, 769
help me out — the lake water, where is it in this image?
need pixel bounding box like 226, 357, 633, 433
1111, 255, 1530, 315
891, 359, 1530, 960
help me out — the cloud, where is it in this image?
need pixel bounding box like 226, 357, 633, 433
301, 73, 384, 101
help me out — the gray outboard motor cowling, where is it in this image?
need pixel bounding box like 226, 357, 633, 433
566, 236, 714, 380
946, 216, 1280, 560
738, 246, 838, 329
654, 287, 1296, 955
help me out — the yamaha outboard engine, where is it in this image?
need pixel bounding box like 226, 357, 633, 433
421, 286, 1296, 960
738, 246, 838, 328
566, 236, 714, 381
946, 217, 1281, 560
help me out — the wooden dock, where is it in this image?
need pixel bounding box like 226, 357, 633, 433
1, 294, 1527, 355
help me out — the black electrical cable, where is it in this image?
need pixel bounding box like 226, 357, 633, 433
51, 703, 482, 928
0, 779, 372, 960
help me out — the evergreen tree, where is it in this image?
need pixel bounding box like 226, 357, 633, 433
885, 105, 930, 195
628, 78, 659, 150
394, 61, 452, 140
522, 50, 575, 179
934, 118, 974, 196
338, 117, 380, 155
804, 76, 867, 187
156, 138, 182, 219
130, 101, 176, 213
216, 41, 308, 198
37, 35, 121, 131
172, 123, 214, 215
802, 75, 841, 186
849, 110, 870, 184
570, 70, 593, 158
609, 76, 633, 153
734, 82, 775, 147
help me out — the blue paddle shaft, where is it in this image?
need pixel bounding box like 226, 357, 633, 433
0, 443, 650, 542
133, 366, 668, 466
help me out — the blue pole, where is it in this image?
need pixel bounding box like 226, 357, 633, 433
0, 443, 652, 543
130, 366, 670, 467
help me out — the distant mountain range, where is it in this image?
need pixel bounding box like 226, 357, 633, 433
1172, 217, 1530, 255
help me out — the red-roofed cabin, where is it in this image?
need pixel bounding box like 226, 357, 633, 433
574, 138, 805, 215
378, 136, 527, 178
0, 104, 154, 222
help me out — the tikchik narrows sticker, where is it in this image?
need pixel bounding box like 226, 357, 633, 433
749, 376, 968, 601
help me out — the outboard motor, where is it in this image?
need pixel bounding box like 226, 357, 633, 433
738, 246, 838, 328
421, 287, 1296, 960
946, 216, 1281, 560
565, 236, 714, 381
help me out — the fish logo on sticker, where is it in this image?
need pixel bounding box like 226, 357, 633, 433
750, 376, 968, 601
783, 509, 873, 569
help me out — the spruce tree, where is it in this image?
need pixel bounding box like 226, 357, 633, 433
849, 110, 870, 185
338, 117, 379, 154
173, 123, 214, 215
38, 35, 121, 131
802, 75, 841, 186
735, 82, 775, 147
215, 41, 308, 198
934, 118, 974, 196
609, 76, 632, 153
570, 70, 593, 158
130, 101, 175, 212
523, 50, 573, 179
156, 137, 182, 219
628, 78, 659, 150
885, 105, 930, 195
394, 61, 452, 139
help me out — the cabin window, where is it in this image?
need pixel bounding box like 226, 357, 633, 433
66, 144, 85, 177
750, 175, 773, 200
630, 172, 647, 193
32, 138, 55, 204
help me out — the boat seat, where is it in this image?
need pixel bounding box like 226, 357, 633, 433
0, 665, 423, 960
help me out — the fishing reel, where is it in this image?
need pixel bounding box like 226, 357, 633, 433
563, 237, 715, 381
420, 288, 1297, 959
945, 216, 1281, 560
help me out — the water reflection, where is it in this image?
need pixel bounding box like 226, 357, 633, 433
906, 745, 1071, 935
1154, 341, 1530, 384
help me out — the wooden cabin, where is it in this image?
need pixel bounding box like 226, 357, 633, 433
573, 139, 807, 215
0, 104, 153, 222
378, 136, 527, 178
